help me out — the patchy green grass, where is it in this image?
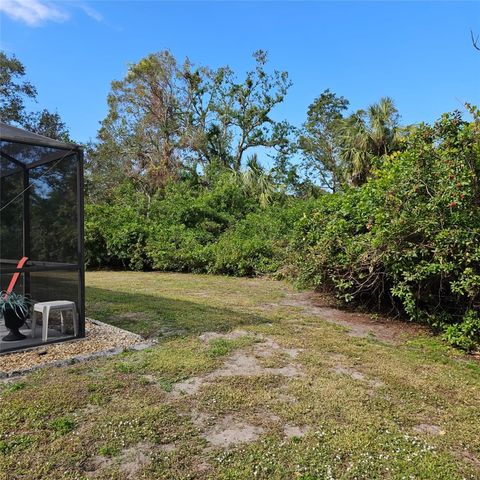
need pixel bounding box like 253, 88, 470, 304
0, 271, 479, 479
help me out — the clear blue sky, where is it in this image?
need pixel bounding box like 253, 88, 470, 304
1, 1, 479, 145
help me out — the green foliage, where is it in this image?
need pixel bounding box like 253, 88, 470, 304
0, 51, 37, 124
0, 291, 32, 319
49, 417, 76, 436
442, 311, 480, 351
211, 200, 310, 276
338, 97, 401, 186
82, 49, 479, 351
85, 110, 479, 350
0, 50, 71, 140
91, 49, 293, 197
292, 112, 480, 349
299, 89, 349, 191
85, 184, 149, 270
86, 172, 308, 276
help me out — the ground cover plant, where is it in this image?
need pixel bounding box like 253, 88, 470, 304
1, 272, 479, 479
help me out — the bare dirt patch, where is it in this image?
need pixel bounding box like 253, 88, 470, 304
200, 414, 264, 447
172, 376, 205, 396
455, 451, 480, 469
84, 442, 153, 479
276, 392, 298, 404
171, 333, 303, 399
211, 351, 303, 379
283, 424, 309, 438
413, 424, 446, 436
282, 292, 426, 343
199, 329, 252, 342
332, 364, 383, 392
171, 332, 308, 449
332, 365, 366, 381
84, 455, 114, 476
119, 443, 152, 479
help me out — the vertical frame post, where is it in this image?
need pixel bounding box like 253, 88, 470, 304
76, 148, 85, 338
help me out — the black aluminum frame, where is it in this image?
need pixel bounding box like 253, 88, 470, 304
0, 125, 85, 353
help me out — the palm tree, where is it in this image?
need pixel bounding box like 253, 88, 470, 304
339, 97, 400, 186
231, 154, 276, 207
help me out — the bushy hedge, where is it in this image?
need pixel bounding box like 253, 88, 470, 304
85, 184, 150, 270
211, 200, 312, 276
292, 113, 480, 349
85, 173, 308, 276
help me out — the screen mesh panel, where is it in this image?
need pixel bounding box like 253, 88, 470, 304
0, 130, 84, 352
29, 154, 78, 263
0, 163, 23, 263
29, 270, 80, 305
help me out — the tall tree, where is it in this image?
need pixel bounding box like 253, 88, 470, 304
96, 51, 189, 196
299, 89, 349, 192
339, 97, 401, 186
205, 50, 293, 172
93, 50, 293, 197
22, 109, 71, 142
0, 51, 72, 144
0, 51, 37, 124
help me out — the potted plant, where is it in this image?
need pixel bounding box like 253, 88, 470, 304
0, 291, 31, 341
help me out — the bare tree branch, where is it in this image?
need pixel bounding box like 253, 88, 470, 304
471, 30, 480, 51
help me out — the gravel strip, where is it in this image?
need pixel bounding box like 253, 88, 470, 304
0, 318, 153, 378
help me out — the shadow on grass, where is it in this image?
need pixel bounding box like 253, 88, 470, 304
86, 286, 268, 338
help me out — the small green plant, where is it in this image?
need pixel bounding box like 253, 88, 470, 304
50, 417, 76, 435
114, 362, 138, 374
0, 434, 34, 454
207, 338, 232, 357
4, 382, 27, 393
0, 291, 31, 319
98, 444, 120, 457
442, 310, 480, 351
157, 378, 173, 392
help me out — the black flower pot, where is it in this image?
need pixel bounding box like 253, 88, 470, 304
2, 305, 27, 341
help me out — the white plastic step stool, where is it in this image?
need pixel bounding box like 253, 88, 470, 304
32, 301, 79, 342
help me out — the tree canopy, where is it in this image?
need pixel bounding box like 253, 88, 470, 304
92, 50, 293, 197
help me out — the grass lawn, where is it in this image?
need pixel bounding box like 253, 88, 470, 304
1, 271, 479, 479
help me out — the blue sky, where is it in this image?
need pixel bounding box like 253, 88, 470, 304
1, 1, 479, 146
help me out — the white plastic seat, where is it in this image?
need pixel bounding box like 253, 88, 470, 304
32, 301, 78, 342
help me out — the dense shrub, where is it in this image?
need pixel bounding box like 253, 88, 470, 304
211, 200, 312, 276
85, 173, 303, 276
292, 113, 480, 349
85, 185, 150, 270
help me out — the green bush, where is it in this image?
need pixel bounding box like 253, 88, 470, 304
86, 172, 261, 274
211, 200, 311, 276
292, 113, 480, 349
85, 184, 150, 270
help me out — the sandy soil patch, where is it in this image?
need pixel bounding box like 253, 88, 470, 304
199, 329, 252, 342
201, 414, 264, 447
413, 424, 446, 436
281, 292, 427, 343
119, 443, 152, 479
172, 333, 304, 399
283, 424, 309, 438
